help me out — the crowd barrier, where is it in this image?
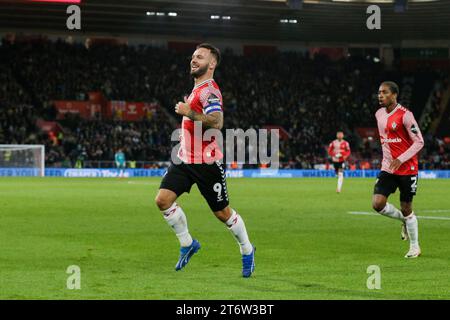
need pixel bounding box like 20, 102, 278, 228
1, 168, 450, 179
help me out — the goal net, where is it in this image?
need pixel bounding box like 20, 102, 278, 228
0, 145, 45, 177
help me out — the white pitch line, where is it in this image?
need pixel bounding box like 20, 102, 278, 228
348, 211, 378, 216
347, 211, 450, 221
419, 209, 450, 213
416, 216, 450, 221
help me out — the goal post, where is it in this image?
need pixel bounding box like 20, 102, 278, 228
0, 144, 45, 177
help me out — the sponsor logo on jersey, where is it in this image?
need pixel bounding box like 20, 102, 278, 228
380, 137, 402, 144
207, 93, 220, 104
411, 124, 418, 134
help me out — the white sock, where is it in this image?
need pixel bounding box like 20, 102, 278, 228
337, 172, 344, 192
405, 213, 419, 247
379, 203, 405, 221
162, 202, 193, 247
225, 209, 253, 255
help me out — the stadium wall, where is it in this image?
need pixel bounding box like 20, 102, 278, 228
2, 31, 449, 55
1, 168, 450, 179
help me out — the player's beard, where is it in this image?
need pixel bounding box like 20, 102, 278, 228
191, 64, 208, 79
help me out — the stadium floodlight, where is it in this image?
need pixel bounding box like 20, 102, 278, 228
280, 19, 288, 23
168, 12, 178, 17
289, 19, 298, 23
222, 16, 231, 20
394, 0, 408, 12
287, 0, 303, 9
156, 12, 165, 16
0, 145, 45, 177
146, 11, 155, 16
210, 15, 220, 20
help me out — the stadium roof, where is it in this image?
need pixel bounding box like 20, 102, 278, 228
0, 0, 449, 43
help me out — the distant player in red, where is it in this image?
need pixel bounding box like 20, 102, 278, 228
154, 43, 255, 277
372, 81, 424, 258
328, 131, 351, 193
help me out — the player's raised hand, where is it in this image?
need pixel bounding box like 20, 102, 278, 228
389, 158, 402, 172
175, 97, 191, 116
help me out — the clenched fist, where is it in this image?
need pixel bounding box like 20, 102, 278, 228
175, 97, 192, 117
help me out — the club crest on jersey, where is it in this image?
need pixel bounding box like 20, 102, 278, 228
411, 124, 418, 134
391, 122, 397, 130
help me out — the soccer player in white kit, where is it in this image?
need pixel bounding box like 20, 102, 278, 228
372, 81, 424, 258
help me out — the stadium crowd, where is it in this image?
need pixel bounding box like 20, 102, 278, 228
1, 37, 449, 170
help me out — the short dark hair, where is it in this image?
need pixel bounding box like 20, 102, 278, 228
381, 81, 400, 96
196, 43, 221, 66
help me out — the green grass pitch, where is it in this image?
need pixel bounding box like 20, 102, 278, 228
1, 177, 450, 299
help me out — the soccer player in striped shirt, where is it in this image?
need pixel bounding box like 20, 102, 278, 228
372, 81, 424, 258
154, 44, 255, 277
328, 132, 351, 193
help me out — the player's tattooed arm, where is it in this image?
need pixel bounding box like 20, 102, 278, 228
175, 98, 223, 129
186, 110, 223, 129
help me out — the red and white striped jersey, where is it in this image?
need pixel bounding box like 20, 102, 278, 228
328, 139, 351, 163
375, 104, 424, 175
178, 79, 224, 164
